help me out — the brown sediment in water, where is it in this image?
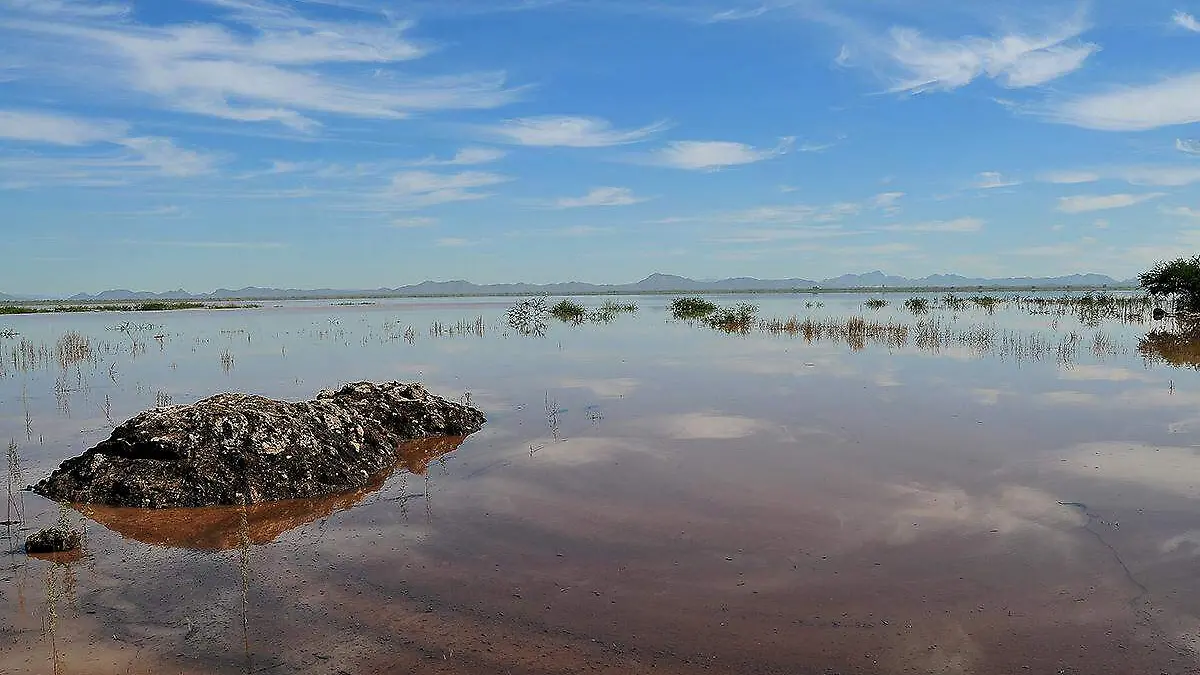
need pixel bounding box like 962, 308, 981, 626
75, 436, 465, 551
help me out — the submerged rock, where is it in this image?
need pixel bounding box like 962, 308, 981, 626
33, 381, 485, 508
25, 527, 82, 554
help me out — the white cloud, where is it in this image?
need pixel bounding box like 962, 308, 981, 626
1119, 165, 1200, 186
649, 137, 793, 171
2, 0, 128, 18
708, 225, 854, 244
391, 216, 438, 228
410, 147, 506, 166
0, 109, 126, 145
1039, 165, 1200, 187
1162, 206, 1200, 219
485, 116, 667, 147
1178, 139, 1200, 155
974, 171, 1020, 189
1175, 10, 1200, 32
1046, 72, 1200, 131
706, 6, 771, 23
2, 3, 522, 131
884, 20, 1097, 93
871, 191, 905, 208
116, 136, 217, 177
883, 217, 983, 233
382, 170, 510, 207
434, 237, 476, 247
1057, 193, 1164, 213
1039, 170, 1100, 184
548, 186, 648, 209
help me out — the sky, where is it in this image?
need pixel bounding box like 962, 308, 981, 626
3, 0, 1200, 294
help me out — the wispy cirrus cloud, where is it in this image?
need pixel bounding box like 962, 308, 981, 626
1056, 193, 1164, 214
648, 137, 793, 170
871, 192, 905, 210
883, 217, 983, 233
409, 147, 506, 167
1178, 139, 1200, 155
1045, 72, 1200, 131
391, 216, 438, 228
1, 0, 523, 131
973, 171, 1020, 189
483, 116, 667, 147
1161, 206, 1200, 219
380, 170, 510, 208
542, 186, 649, 209
1038, 165, 1200, 187
1175, 10, 1200, 32
0, 109, 126, 145
879, 16, 1097, 93
1039, 170, 1100, 184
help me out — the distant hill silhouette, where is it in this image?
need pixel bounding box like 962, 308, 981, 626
31, 271, 1134, 303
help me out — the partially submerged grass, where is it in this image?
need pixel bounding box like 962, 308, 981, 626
863, 298, 888, 310
549, 299, 637, 325
904, 297, 930, 315
706, 303, 758, 333
550, 299, 587, 323
669, 297, 718, 320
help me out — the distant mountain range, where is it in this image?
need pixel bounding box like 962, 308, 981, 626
6, 271, 1133, 302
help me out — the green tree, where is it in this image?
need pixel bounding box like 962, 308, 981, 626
1139, 256, 1200, 309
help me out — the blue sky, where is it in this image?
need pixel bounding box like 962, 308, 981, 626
3, 0, 1200, 294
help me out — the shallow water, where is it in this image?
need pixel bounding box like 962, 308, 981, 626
3, 293, 1200, 674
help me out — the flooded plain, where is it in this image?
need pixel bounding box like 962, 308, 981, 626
3, 292, 1200, 674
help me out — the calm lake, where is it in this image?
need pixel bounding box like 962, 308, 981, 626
3, 293, 1200, 674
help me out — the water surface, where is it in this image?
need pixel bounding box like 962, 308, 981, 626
2, 293, 1198, 674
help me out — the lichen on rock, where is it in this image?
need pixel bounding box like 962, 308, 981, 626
33, 381, 485, 508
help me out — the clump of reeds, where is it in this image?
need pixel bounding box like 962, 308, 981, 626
904, 297, 930, 315
550, 299, 587, 324
220, 349, 235, 373
669, 296, 718, 320
705, 303, 758, 333
6, 438, 23, 535
0, 328, 17, 339
763, 315, 909, 350
863, 298, 888, 310
55, 332, 92, 371
941, 294, 968, 312
590, 300, 637, 323
430, 315, 486, 338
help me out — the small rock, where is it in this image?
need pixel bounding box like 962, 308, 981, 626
24, 527, 82, 554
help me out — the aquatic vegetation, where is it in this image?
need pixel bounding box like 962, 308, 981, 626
706, 303, 758, 333
904, 297, 930, 315
669, 296, 718, 320
863, 298, 888, 310
1138, 325, 1200, 369
506, 297, 550, 336
1, 301, 212, 315
550, 299, 587, 323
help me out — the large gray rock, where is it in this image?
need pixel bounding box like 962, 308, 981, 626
33, 381, 485, 508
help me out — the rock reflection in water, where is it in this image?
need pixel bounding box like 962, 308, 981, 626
74, 436, 465, 551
